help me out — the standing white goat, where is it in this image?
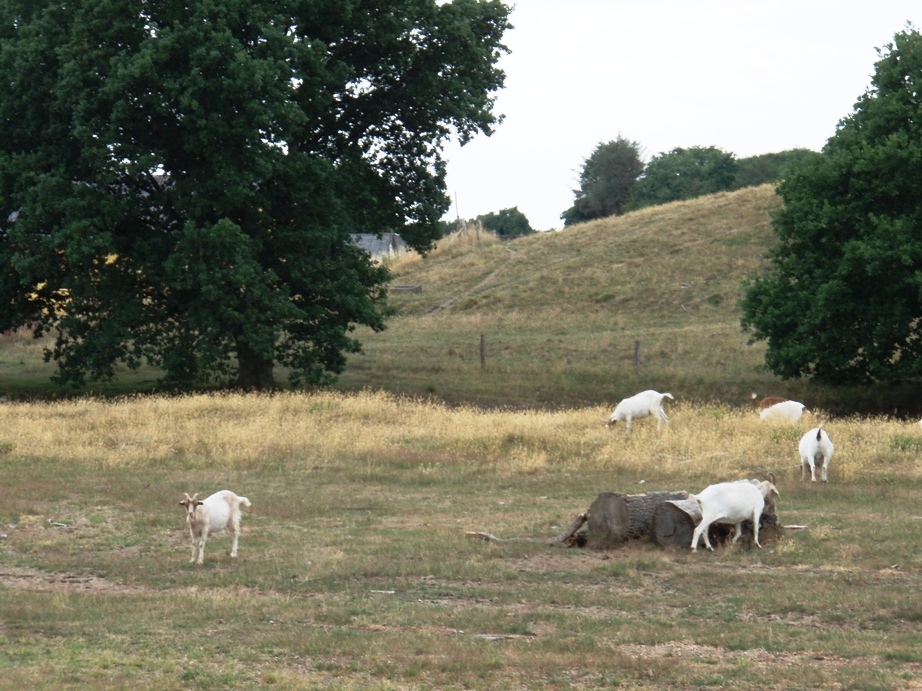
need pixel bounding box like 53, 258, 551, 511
606, 390, 674, 433
690, 479, 779, 552
759, 399, 809, 422
179, 490, 251, 564
798, 423, 833, 483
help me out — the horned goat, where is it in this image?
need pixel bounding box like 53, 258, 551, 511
759, 399, 809, 422
606, 390, 674, 433
798, 423, 833, 483
179, 490, 251, 564
690, 478, 779, 552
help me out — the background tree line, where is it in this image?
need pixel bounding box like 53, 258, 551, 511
561, 137, 814, 226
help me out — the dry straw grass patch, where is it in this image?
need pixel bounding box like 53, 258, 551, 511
2, 392, 921, 483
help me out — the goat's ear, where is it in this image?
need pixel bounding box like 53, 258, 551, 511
195, 501, 204, 507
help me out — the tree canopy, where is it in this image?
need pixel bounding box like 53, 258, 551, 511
741, 27, 922, 385
475, 206, 533, 236
561, 136, 643, 226
629, 145, 737, 211
0, 0, 511, 389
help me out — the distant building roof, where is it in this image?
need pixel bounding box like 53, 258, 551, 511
351, 232, 408, 259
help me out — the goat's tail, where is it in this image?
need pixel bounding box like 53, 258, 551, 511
663, 393, 675, 400
816, 422, 824, 441
239, 497, 252, 508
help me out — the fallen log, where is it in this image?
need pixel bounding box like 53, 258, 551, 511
586, 491, 688, 549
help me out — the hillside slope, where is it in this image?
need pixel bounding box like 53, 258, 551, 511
391, 184, 780, 324
336, 185, 796, 408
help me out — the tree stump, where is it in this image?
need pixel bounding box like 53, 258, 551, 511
651, 499, 702, 548
586, 491, 688, 549
651, 498, 781, 549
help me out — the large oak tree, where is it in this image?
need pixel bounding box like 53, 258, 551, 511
0, 0, 510, 389
741, 27, 922, 385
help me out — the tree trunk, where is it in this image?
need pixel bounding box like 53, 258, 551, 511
586, 491, 688, 549
236, 342, 276, 390
651, 499, 702, 548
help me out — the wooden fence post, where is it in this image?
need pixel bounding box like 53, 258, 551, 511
480, 334, 486, 368
633, 340, 641, 369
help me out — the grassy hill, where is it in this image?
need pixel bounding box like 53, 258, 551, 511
336, 185, 794, 409
2, 183, 919, 414
335, 185, 922, 416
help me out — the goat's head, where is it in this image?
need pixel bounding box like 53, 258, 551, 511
179, 492, 203, 515
759, 481, 780, 509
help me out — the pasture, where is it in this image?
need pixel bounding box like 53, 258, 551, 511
2, 391, 922, 689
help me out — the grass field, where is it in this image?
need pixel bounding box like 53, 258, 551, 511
3, 186, 922, 688
2, 391, 922, 689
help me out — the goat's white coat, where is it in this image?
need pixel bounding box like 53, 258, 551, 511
690, 480, 778, 552
799, 424, 834, 482
180, 490, 251, 564
759, 399, 808, 422
606, 390, 674, 433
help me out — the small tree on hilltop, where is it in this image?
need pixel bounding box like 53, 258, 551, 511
629, 145, 737, 210
561, 136, 644, 226
476, 207, 534, 236
741, 27, 922, 385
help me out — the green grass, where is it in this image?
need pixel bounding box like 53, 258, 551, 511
2, 393, 922, 689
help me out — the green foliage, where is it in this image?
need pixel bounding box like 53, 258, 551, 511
561, 135, 644, 226
732, 149, 818, 189
630, 145, 737, 210
0, 0, 511, 389
475, 206, 534, 236
741, 27, 922, 385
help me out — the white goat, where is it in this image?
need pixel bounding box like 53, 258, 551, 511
759, 399, 809, 422
751, 392, 788, 409
690, 479, 779, 552
606, 390, 674, 433
179, 490, 252, 564
798, 423, 833, 483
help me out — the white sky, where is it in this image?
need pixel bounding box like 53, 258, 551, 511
441, 1, 920, 230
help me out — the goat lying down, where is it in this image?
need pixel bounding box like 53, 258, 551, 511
180, 490, 251, 564
690, 478, 779, 552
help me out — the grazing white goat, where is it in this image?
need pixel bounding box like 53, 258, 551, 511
759, 399, 809, 422
798, 423, 834, 483
690, 479, 779, 552
606, 390, 674, 433
179, 490, 251, 564
751, 392, 788, 409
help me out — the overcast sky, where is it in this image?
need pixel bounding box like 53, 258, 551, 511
441, 1, 920, 230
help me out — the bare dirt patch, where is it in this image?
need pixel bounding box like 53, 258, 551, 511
0, 566, 151, 594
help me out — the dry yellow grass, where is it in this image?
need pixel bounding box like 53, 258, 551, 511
2, 391, 919, 485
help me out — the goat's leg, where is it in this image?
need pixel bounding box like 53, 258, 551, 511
196, 526, 209, 565
229, 516, 241, 557
809, 457, 817, 482
730, 522, 743, 544
188, 527, 198, 564
690, 523, 704, 552
752, 510, 762, 548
